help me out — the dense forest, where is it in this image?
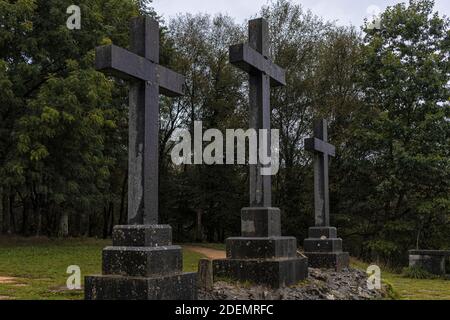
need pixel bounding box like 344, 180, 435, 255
0, 0, 448, 267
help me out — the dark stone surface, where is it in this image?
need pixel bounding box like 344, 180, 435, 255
95, 16, 185, 225
213, 257, 308, 289
305, 252, 350, 271
308, 227, 337, 239
230, 18, 286, 208
85, 273, 197, 300
303, 226, 349, 270
198, 259, 213, 290
409, 250, 449, 275
112, 225, 172, 247
241, 207, 281, 237
102, 246, 182, 277
229, 43, 286, 86
226, 237, 297, 259
304, 238, 343, 253
304, 120, 335, 227
86, 17, 196, 301
212, 18, 308, 289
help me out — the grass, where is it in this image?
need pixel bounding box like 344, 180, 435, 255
0, 237, 204, 300
350, 258, 450, 300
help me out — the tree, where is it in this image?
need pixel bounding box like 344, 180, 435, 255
346, 0, 449, 265
0, 0, 143, 236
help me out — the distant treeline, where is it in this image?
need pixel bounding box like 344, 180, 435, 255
0, 0, 448, 267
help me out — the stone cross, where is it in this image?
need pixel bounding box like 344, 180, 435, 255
305, 119, 336, 227
229, 18, 286, 207
95, 17, 185, 225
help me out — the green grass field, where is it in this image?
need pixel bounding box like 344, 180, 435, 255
0, 237, 204, 300
0, 238, 448, 300
350, 259, 450, 300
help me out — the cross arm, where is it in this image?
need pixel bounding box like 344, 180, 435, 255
95, 45, 150, 82
229, 43, 286, 87
156, 65, 185, 97
95, 45, 185, 97
305, 138, 336, 157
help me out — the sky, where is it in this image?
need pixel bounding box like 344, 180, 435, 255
151, 0, 450, 27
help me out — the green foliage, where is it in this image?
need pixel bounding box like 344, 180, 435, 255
402, 266, 437, 279
338, 0, 450, 266
0, 0, 143, 236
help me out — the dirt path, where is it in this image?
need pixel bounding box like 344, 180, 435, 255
183, 246, 226, 260
0, 276, 19, 284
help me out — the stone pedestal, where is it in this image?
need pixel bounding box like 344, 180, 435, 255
409, 250, 450, 276
213, 208, 308, 289
85, 225, 197, 300
303, 227, 349, 271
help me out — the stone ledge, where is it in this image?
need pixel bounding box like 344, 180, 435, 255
226, 237, 297, 259
102, 246, 182, 277
85, 272, 197, 300
112, 225, 172, 247
308, 227, 337, 239
304, 252, 349, 271
212, 257, 308, 289
304, 238, 343, 253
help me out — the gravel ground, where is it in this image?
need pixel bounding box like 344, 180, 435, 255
199, 268, 387, 300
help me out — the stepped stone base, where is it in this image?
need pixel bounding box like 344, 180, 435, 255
85, 273, 197, 300
85, 225, 197, 300
213, 207, 309, 289
304, 227, 349, 271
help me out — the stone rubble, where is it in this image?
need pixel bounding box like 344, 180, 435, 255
199, 268, 387, 300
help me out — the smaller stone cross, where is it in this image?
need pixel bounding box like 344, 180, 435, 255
305, 119, 336, 227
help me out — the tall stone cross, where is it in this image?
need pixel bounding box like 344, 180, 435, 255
305, 119, 336, 227
95, 17, 185, 225
229, 18, 286, 207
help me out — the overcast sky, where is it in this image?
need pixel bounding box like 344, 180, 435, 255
151, 0, 450, 27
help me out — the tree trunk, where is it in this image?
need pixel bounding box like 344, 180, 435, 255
9, 194, 15, 234
196, 208, 203, 242
109, 202, 114, 236
34, 207, 42, 237
59, 211, 69, 238
1, 193, 9, 234
103, 204, 112, 239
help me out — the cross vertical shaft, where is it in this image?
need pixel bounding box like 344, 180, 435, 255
128, 18, 159, 225
313, 120, 329, 227
95, 16, 184, 226
249, 18, 271, 208
305, 119, 336, 227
